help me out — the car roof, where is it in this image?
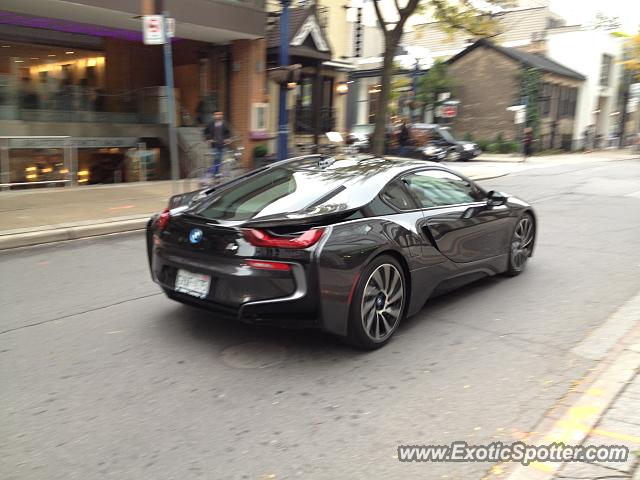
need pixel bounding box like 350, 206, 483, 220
250, 154, 445, 220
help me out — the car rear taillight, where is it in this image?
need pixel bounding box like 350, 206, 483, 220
157, 208, 170, 230
242, 227, 325, 249
245, 259, 291, 271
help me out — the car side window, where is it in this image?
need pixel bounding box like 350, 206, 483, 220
380, 180, 416, 211
403, 170, 484, 208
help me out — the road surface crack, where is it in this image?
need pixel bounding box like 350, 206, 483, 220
0, 292, 162, 336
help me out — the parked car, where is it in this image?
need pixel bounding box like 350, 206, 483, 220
413, 142, 447, 162
147, 154, 536, 349
410, 123, 481, 161
346, 124, 375, 151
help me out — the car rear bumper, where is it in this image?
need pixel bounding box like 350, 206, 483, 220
150, 244, 321, 328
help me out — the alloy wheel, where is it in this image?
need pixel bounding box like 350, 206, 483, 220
446, 149, 460, 161
510, 216, 534, 271
361, 264, 404, 342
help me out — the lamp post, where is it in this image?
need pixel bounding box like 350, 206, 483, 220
277, 0, 291, 160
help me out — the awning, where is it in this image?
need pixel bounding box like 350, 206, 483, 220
322, 60, 357, 71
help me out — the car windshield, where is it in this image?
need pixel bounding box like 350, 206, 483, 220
352, 125, 374, 135
193, 167, 346, 221
437, 127, 456, 143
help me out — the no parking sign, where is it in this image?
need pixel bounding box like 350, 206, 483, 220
143, 15, 165, 45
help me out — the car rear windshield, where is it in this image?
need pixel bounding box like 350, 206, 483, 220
193, 167, 346, 221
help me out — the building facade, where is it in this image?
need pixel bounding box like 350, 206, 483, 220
264, 1, 354, 154
447, 40, 585, 148
0, 0, 266, 187
544, 26, 624, 148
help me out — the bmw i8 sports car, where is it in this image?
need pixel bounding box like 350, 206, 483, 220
146, 155, 536, 349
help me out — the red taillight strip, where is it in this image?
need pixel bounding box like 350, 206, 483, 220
157, 208, 170, 230
245, 259, 291, 271
242, 227, 325, 249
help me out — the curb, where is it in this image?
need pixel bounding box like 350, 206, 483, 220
482, 292, 640, 480
0, 215, 151, 250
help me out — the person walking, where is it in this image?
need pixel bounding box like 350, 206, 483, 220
203, 110, 231, 177
398, 118, 411, 157
523, 126, 533, 162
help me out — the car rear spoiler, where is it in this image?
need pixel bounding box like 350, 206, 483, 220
243, 205, 360, 229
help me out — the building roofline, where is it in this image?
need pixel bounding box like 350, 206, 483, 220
447, 38, 586, 81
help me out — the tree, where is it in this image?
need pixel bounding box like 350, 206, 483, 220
516, 65, 542, 139
613, 29, 640, 144
370, 0, 498, 154
416, 59, 454, 120
619, 30, 640, 80
589, 12, 622, 31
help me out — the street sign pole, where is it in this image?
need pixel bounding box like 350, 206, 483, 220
162, 4, 179, 195
277, 0, 290, 160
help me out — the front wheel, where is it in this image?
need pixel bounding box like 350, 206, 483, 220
506, 214, 535, 276
347, 255, 407, 350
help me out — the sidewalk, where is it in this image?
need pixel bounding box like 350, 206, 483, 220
0, 179, 202, 249
476, 148, 638, 163
485, 292, 640, 480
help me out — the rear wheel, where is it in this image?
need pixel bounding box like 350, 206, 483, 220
506, 213, 535, 276
445, 148, 460, 162
347, 255, 407, 350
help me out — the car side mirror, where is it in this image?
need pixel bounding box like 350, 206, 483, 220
487, 190, 508, 207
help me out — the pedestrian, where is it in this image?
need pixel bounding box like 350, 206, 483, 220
398, 118, 411, 157
523, 126, 533, 161
203, 110, 231, 177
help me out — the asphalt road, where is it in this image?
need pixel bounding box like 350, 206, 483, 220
2, 159, 640, 480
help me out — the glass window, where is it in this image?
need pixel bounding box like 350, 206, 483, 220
381, 180, 416, 210
600, 54, 613, 87
403, 170, 484, 208
195, 167, 346, 221
540, 83, 551, 117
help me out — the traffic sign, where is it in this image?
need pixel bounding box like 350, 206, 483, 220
441, 104, 457, 118
143, 15, 165, 45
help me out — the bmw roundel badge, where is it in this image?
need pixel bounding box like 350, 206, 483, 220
189, 228, 203, 244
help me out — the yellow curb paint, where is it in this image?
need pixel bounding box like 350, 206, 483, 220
585, 388, 605, 396
530, 461, 554, 473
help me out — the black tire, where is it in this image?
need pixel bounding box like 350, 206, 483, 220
505, 213, 535, 276
347, 255, 407, 350
445, 148, 461, 162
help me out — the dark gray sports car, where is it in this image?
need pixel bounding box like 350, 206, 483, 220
146, 155, 536, 349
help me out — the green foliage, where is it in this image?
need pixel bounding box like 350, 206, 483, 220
428, 0, 499, 39
253, 144, 268, 158
614, 30, 640, 80
476, 139, 492, 152
480, 134, 518, 154
463, 132, 474, 142
416, 60, 454, 111
516, 66, 542, 138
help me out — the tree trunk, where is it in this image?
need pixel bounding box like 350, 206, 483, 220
372, 34, 399, 156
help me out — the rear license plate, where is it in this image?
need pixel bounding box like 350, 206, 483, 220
174, 269, 211, 299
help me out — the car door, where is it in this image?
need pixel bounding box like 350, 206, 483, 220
402, 169, 512, 263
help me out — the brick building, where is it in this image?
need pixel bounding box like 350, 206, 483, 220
447, 39, 585, 149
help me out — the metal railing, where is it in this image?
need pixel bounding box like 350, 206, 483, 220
0, 76, 175, 125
